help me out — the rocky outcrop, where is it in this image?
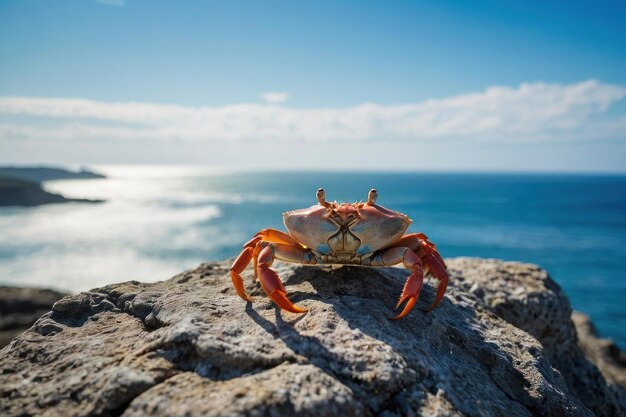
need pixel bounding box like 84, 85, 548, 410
0, 258, 624, 417
0, 286, 68, 348
0, 166, 105, 182
0, 165, 105, 207
573, 312, 626, 388
0, 177, 103, 207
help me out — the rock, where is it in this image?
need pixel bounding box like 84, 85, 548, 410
447, 258, 626, 416
0, 286, 68, 348
572, 312, 626, 403
0, 258, 624, 417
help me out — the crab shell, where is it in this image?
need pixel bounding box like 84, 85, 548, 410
283, 202, 412, 260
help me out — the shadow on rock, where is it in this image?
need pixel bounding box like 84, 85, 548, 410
245, 263, 592, 417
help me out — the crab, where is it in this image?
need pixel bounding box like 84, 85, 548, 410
229, 188, 449, 319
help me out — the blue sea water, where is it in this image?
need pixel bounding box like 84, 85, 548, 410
1, 166, 625, 348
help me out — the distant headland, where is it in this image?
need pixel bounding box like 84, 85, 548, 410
0, 166, 105, 182
0, 166, 105, 207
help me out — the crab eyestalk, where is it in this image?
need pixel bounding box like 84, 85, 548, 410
367, 188, 378, 205
317, 188, 332, 209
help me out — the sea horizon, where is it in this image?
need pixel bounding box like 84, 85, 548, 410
4, 162, 626, 176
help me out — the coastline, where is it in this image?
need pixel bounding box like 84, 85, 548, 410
0, 165, 105, 207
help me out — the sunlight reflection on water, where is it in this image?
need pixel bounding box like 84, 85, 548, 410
0, 166, 225, 290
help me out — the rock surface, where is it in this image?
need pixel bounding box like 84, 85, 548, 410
0, 286, 68, 348
0, 258, 624, 417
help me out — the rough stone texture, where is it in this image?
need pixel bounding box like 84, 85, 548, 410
0, 286, 68, 348
0, 258, 624, 417
447, 258, 626, 417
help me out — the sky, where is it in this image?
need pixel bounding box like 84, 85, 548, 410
1, 0, 625, 172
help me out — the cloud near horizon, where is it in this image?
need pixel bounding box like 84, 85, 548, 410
0, 79, 625, 145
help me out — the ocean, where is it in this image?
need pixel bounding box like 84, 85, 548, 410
1, 165, 625, 348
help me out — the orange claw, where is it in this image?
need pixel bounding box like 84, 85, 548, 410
267, 289, 308, 314
257, 245, 307, 314
391, 263, 424, 320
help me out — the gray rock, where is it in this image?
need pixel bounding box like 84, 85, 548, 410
0, 258, 624, 417
447, 258, 626, 417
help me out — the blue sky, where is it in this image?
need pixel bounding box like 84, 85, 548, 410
1, 0, 625, 171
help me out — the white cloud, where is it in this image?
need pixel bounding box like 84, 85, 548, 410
0, 79, 624, 144
261, 92, 289, 104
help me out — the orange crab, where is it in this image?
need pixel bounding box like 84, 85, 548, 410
230, 188, 449, 319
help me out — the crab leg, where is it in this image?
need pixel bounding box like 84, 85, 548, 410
371, 246, 424, 320
391, 233, 446, 267
257, 243, 311, 314
391, 233, 449, 311
416, 236, 448, 311
248, 228, 304, 280
231, 227, 306, 297
255, 228, 303, 247
230, 246, 255, 302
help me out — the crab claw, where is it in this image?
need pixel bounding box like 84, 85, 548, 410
257, 245, 308, 314
390, 263, 424, 320
258, 265, 307, 313
268, 289, 308, 314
